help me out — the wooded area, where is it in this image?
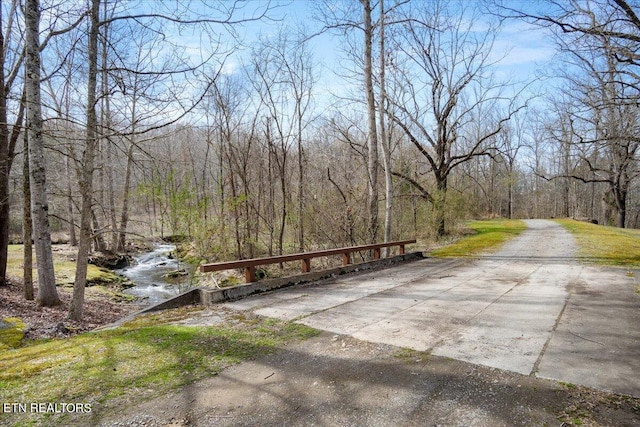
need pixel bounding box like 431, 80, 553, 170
1, 0, 639, 319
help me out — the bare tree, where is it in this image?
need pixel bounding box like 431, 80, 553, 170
361, 0, 380, 243
205, 74, 250, 258
388, 0, 523, 237
275, 28, 315, 252
501, 0, 640, 76
64, 1, 276, 318
22, 126, 33, 300
326, 113, 375, 245
25, 0, 60, 306
250, 44, 291, 257
499, 0, 640, 227
112, 17, 186, 251
499, 118, 527, 219
0, 0, 25, 286
312, 0, 384, 243
378, 0, 393, 252
69, 0, 99, 320
249, 27, 315, 255
558, 46, 638, 227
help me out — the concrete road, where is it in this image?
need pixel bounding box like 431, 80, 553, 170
226, 220, 640, 397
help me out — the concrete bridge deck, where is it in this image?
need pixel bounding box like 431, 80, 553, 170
224, 220, 640, 397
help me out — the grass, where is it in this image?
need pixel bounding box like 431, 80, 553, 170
0, 318, 25, 350
393, 347, 431, 364
554, 219, 640, 267
429, 219, 528, 257
6, 244, 124, 287
429, 218, 640, 267
0, 307, 318, 426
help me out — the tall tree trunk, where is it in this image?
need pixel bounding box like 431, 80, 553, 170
226, 148, 242, 259
26, 0, 60, 306
614, 184, 627, 228
508, 180, 514, 219
201, 135, 211, 223
118, 142, 135, 251
65, 155, 77, 246
507, 159, 514, 220
362, 0, 379, 244
562, 139, 571, 218
69, 0, 99, 320
241, 151, 255, 258
435, 175, 447, 238
277, 147, 287, 257
107, 141, 118, 249
22, 131, 33, 300
378, 0, 393, 256
105, 92, 117, 249
0, 87, 23, 286
101, 1, 117, 250
0, 6, 10, 286
267, 141, 275, 256
216, 131, 227, 254
92, 210, 106, 251
297, 112, 304, 252
118, 66, 139, 252
0, 147, 9, 283
0, 3, 24, 285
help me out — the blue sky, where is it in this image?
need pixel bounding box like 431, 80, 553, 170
222, 0, 557, 103
102, 0, 558, 121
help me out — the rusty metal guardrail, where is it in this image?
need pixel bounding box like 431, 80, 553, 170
200, 239, 417, 283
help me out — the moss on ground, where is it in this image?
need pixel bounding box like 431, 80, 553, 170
0, 307, 318, 426
7, 244, 125, 288
554, 219, 640, 267
430, 219, 527, 258
0, 318, 25, 350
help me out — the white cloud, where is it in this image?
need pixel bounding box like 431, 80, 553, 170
490, 19, 557, 77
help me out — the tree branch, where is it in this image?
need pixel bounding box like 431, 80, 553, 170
390, 171, 434, 203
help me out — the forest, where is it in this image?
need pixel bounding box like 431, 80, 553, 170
1, 0, 639, 320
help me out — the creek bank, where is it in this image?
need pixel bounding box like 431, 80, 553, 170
0, 241, 189, 341
88, 251, 131, 270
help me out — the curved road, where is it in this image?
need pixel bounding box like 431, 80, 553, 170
227, 220, 640, 397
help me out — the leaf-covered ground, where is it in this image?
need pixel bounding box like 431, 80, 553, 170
0, 279, 137, 341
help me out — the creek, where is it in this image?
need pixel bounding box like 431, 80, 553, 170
116, 244, 194, 306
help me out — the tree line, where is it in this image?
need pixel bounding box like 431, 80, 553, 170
1, 0, 639, 320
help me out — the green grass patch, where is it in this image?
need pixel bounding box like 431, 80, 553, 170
7, 244, 122, 286
393, 347, 430, 364
554, 219, 640, 267
430, 219, 527, 257
0, 309, 318, 426
0, 318, 25, 350
559, 381, 578, 390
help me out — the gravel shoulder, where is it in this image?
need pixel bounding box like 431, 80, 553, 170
93, 329, 639, 427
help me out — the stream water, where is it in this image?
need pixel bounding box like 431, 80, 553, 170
116, 244, 193, 306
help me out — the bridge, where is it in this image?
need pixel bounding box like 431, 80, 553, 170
216, 220, 640, 398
